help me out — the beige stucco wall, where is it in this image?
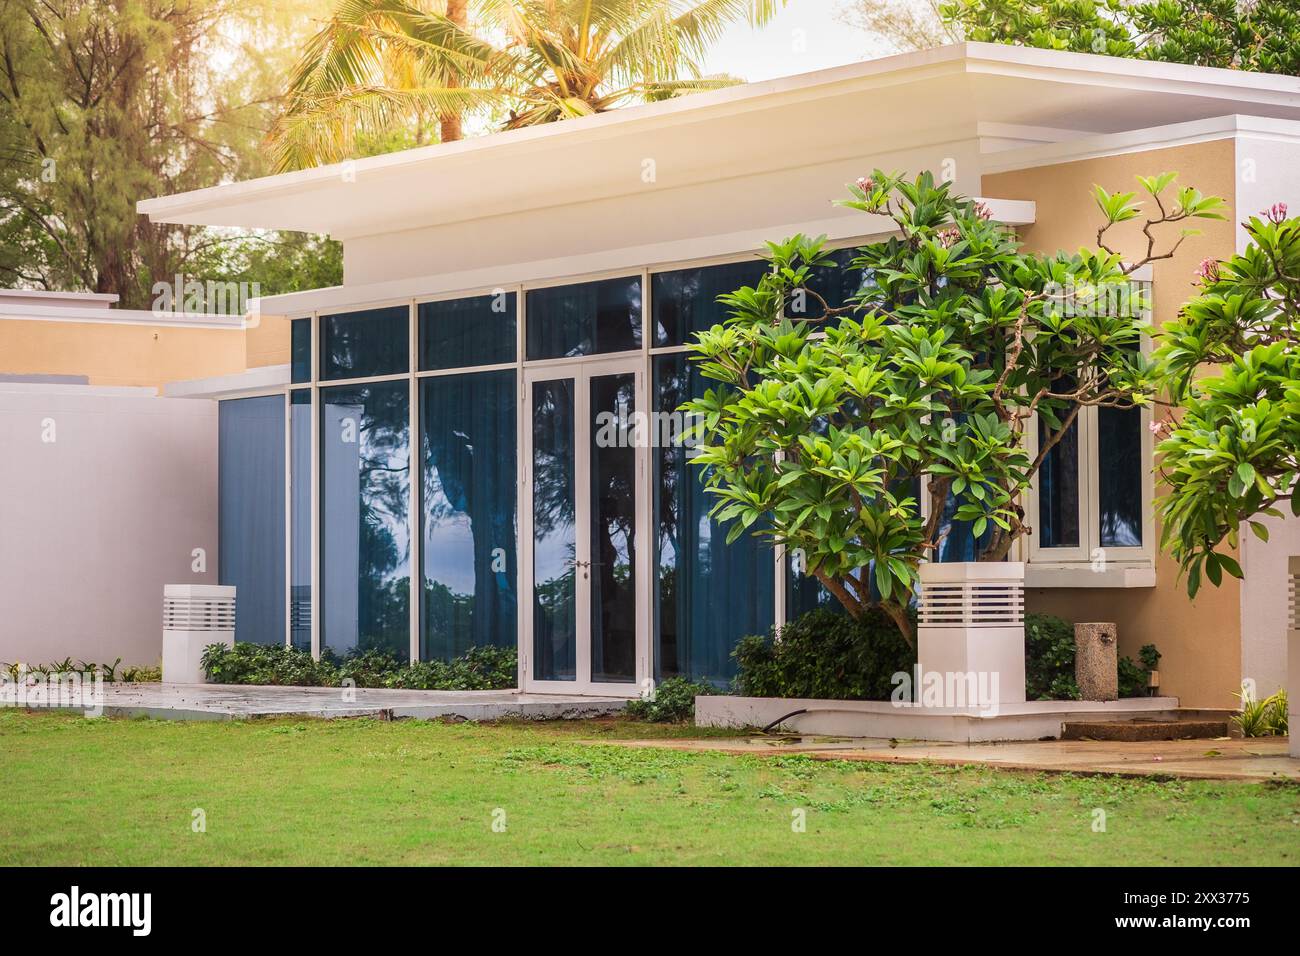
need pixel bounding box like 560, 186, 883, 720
983, 139, 1242, 709
0, 319, 246, 389
244, 313, 292, 370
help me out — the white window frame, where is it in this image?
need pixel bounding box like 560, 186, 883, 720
1024, 278, 1157, 584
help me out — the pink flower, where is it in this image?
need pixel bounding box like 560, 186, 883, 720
1196, 257, 1220, 283
972, 200, 993, 221
1148, 420, 1162, 434
1261, 202, 1289, 224
856, 176, 875, 193
936, 226, 961, 248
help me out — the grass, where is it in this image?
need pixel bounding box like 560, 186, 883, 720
1, 709, 1296, 866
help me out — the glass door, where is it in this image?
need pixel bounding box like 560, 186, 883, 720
522, 357, 647, 695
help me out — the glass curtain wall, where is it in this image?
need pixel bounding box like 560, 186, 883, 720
651, 258, 775, 685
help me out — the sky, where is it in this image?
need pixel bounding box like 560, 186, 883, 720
701, 0, 892, 83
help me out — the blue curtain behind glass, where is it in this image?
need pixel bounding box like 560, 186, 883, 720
419, 294, 516, 370
652, 259, 768, 347
290, 391, 311, 651
420, 370, 517, 661
653, 354, 774, 686
219, 396, 286, 645
526, 277, 641, 360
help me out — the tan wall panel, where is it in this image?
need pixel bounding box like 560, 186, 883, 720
245, 313, 292, 369
984, 140, 1241, 709
0, 320, 246, 389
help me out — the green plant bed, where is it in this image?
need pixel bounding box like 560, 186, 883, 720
733, 607, 917, 701
199, 642, 516, 691
730, 609, 1161, 703
1026, 614, 1161, 701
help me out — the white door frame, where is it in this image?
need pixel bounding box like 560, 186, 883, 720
520, 355, 649, 697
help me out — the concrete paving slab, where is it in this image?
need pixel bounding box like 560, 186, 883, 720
44, 682, 627, 722
599, 734, 1300, 782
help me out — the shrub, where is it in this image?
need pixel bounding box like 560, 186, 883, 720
389, 646, 517, 691
199, 642, 516, 691
1234, 686, 1288, 737
1024, 614, 1080, 701
624, 677, 715, 722
732, 607, 917, 701
1025, 616, 1160, 700
202, 643, 338, 686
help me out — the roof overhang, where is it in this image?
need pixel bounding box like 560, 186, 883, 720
139, 42, 1300, 241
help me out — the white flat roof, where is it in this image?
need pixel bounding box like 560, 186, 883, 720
139, 42, 1300, 241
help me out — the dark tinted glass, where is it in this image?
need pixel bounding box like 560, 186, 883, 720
418, 293, 516, 370
320, 380, 410, 661
291, 318, 311, 383
320, 305, 409, 380
653, 354, 774, 686
1099, 406, 1143, 547
651, 259, 769, 347
526, 276, 641, 360
420, 370, 517, 662
532, 378, 577, 680
1038, 413, 1081, 548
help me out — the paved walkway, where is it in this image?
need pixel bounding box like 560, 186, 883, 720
604, 734, 1299, 782
64, 683, 627, 722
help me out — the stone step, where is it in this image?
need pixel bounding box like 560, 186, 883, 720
1061, 718, 1229, 742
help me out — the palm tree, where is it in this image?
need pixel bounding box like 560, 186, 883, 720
269, 0, 785, 172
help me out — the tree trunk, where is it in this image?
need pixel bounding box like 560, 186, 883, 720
439, 0, 468, 143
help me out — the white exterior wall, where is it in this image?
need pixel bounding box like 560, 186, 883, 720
343, 139, 986, 286
1234, 131, 1300, 700
0, 385, 218, 667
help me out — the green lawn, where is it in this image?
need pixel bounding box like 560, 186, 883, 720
1, 709, 1295, 866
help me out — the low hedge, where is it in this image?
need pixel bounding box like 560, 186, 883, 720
200, 642, 516, 691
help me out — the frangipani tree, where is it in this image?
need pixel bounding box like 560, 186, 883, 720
1155, 205, 1300, 596
684, 170, 1225, 643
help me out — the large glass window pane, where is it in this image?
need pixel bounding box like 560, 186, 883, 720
1099, 406, 1143, 547
218, 396, 286, 645
419, 293, 516, 371
794, 247, 867, 327
420, 370, 517, 662
532, 378, 577, 680
1037, 414, 1081, 548
590, 372, 637, 683
290, 390, 312, 651
651, 259, 769, 347
320, 305, 409, 381
320, 380, 410, 661
291, 318, 311, 383
526, 276, 641, 360
653, 354, 773, 686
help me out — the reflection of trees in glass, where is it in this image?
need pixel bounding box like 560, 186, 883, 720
531, 379, 575, 537
420, 371, 516, 661
322, 307, 409, 380
590, 373, 637, 681
323, 381, 410, 660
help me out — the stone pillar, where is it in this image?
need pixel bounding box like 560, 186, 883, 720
1075, 622, 1118, 700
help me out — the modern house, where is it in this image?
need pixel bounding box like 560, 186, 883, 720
5, 42, 1299, 711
